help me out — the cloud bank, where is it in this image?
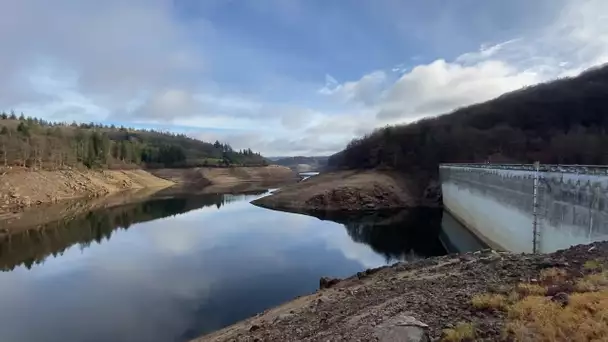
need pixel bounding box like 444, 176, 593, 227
0, 0, 606, 156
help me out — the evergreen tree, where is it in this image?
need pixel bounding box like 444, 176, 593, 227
17, 122, 30, 136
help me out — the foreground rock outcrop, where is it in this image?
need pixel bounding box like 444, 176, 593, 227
194, 242, 608, 342
0, 167, 173, 218
251, 170, 434, 213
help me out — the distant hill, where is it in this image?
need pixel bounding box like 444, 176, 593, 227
272, 156, 329, 172
328, 64, 608, 192
0, 114, 267, 169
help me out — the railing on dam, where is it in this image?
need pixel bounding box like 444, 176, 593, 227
439, 163, 608, 254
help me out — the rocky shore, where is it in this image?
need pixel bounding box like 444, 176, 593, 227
195, 241, 608, 342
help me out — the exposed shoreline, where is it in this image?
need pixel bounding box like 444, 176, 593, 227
194, 241, 608, 341
149, 165, 297, 188
0, 165, 297, 231
251, 170, 440, 213
0, 167, 174, 217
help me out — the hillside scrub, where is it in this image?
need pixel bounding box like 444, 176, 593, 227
328, 64, 608, 192
0, 114, 267, 170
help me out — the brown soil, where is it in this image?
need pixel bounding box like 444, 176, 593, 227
251, 170, 428, 212
0, 167, 174, 220
149, 165, 297, 187
194, 242, 608, 342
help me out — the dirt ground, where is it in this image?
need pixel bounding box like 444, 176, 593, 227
194, 241, 608, 342
0, 167, 174, 219
251, 170, 430, 212
149, 165, 297, 186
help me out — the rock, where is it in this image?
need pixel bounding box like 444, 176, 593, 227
459, 255, 474, 263
546, 283, 574, 296
551, 292, 569, 307
374, 314, 430, 342
538, 258, 569, 269
319, 277, 341, 289
249, 325, 261, 332
273, 313, 294, 323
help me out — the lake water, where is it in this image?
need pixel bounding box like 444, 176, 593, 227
0, 189, 484, 342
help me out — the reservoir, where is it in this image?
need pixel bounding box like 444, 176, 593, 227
0, 189, 483, 342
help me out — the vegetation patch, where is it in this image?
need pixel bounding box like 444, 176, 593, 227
583, 259, 604, 271
471, 293, 508, 311
441, 322, 476, 342
515, 283, 547, 297
470, 262, 608, 341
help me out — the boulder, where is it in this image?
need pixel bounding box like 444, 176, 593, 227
374, 314, 430, 342
319, 276, 341, 289
551, 292, 569, 307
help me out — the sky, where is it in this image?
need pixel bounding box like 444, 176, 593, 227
0, 0, 607, 157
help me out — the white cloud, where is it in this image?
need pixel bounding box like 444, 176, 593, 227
1, 0, 607, 157
319, 71, 387, 106
132, 89, 200, 120
377, 59, 539, 121
320, 0, 608, 132
0, 0, 204, 118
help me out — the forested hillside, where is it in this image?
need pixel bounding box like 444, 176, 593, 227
328, 64, 608, 181
0, 114, 267, 169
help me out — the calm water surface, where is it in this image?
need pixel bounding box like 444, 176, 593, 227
0, 189, 483, 342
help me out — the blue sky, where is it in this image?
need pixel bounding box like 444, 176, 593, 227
0, 0, 607, 156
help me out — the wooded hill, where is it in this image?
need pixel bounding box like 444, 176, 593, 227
328, 64, 608, 184
0, 113, 267, 169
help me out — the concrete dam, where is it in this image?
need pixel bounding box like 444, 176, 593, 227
440, 164, 608, 253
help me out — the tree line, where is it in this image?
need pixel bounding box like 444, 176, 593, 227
0, 113, 267, 169
328, 64, 608, 193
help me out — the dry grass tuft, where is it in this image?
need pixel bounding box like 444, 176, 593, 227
575, 271, 608, 293
500, 268, 608, 341
516, 283, 547, 296
441, 322, 476, 342
505, 290, 608, 341
583, 259, 603, 271
471, 293, 508, 311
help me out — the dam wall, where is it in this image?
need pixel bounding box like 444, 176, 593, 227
440, 164, 608, 253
